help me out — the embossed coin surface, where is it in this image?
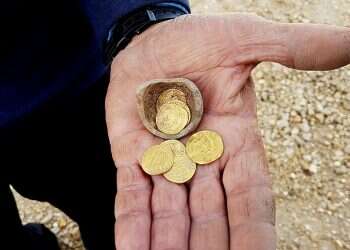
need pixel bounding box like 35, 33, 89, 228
141, 144, 174, 175
156, 88, 187, 111
186, 130, 224, 164
164, 154, 196, 184
161, 140, 186, 155
156, 103, 189, 135
165, 100, 191, 123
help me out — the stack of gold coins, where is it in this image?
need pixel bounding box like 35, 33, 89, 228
141, 130, 224, 184
155, 89, 191, 135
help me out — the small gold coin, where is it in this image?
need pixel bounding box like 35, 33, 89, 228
156, 103, 189, 135
141, 144, 174, 175
165, 100, 191, 124
161, 140, 186, 155
156, 88, 187, 111
164, 154, 196, 184
186, 130, 224, 164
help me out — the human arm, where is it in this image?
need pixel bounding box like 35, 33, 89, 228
106, 13, 350, 250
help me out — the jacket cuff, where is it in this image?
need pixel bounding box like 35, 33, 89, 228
104, 2, 189, 64
153, 2, 190, 14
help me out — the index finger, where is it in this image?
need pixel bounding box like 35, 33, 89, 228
113, 131, 156, 250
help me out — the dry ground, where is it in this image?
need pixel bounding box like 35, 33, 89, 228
14, 0, 350, 249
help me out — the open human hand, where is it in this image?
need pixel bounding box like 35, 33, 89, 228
106, 13, 350, 250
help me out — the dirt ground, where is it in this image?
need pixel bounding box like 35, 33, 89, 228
15, 0, 350, 249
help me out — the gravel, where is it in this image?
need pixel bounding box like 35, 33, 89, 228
15, 0, 350, 249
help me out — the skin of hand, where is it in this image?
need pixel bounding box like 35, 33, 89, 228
105, 13, 350, 250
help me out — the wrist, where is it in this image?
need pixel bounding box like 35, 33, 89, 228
104, 3, 189, 65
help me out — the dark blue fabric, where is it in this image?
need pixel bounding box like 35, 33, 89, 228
0, 0, 189, 128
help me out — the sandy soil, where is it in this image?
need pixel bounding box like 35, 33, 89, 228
15, 0, 350, 249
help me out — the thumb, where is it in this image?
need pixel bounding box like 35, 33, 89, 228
120, 13, 350, 79
233, 16, 350, 70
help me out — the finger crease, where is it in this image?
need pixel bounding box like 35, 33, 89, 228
229, 220, 275, 233
116, 209, 151, 219
115, 161, 139, 168
191, 172, 221, 185
153, 209, 188, 220
191, 212, 227, 224
118, 183, 152, 192
227, 182, 272, 198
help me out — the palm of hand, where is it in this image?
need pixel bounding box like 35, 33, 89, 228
106, 14, 276, 250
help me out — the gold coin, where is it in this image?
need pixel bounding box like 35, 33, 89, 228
161, 140, 186, 155
165, 100, 191, 124
141, 144, 174, 175
164, 153, 197, 184
156, 88, 187, 111
186, 130, 224, 164
156, 103, 189, 135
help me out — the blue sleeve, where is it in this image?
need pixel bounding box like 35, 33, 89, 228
82, 1, 190, 42
114, 0, 190, 18
0, 1, 190, 127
